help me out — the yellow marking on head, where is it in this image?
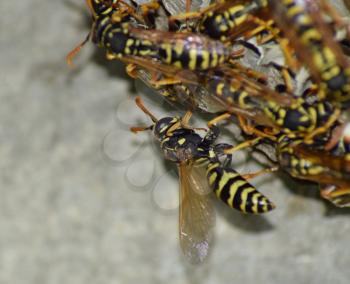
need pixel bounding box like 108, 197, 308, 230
279, 109, 287, 118
178, 138, 186, 145
126, 39, 134, 46
160, 125, 169, 133
215, 15, 223, 24
124, 47, 131, 54
219, 24, 229, 32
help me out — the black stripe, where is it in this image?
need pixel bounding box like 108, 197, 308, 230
208, 165, 222, 193
257, 195, 270, 213
245, 191, 260, 213
232, 182, 253, 212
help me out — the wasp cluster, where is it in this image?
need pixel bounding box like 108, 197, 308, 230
68, 0, 350, 263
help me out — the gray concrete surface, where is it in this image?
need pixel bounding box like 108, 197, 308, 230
1, 1, 350, 284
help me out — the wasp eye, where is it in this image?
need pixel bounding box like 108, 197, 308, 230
153, 117, 179, 140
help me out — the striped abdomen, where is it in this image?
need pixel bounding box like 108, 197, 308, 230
198, 1, 268, 41
93, 15, 156, 58
157, 36, 229, 71
206, 162, 275, 214
199, 4, 249, 41
206, 75, 256, 109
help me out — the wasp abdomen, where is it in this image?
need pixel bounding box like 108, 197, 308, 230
206, 162, 275, 214
157, 37, 228, 71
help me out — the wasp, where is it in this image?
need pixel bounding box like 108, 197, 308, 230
67, 0, 232, 75
274, 132, 350, 204
130, 96, 275, 263
169, 65, 340, 144
268, 0, 350, 108
168, 0, 273, 42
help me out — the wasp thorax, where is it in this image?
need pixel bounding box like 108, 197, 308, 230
153, 117, 180, 141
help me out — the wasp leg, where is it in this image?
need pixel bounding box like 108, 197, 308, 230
242, 166, 279, 180
229, 61, 268, 83
168, 0, 226, 23
182, 111, 207, 131
207, 113, 232, 127
281, 67, 294, 94
125, 64, 139, 79
112, 1, 147, 24
238, 116, 277, 140
244, 17, 276, 42
149, 77, 184, 87
203, 125, 220, 144
246, 16, 300, 71
223, 137, 263, 155
318, 0, 345, 27
303, 108, 341, 145
139, 0, 160, 16
320, 185, 350, 207
229, 47, 246, 59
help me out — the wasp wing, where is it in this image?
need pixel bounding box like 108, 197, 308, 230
178, 162, 215, 264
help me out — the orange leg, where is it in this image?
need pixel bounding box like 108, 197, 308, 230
281, 67, 294, 94
207, 113, 232, 127
304, 108, 341, 145
238, 116, 277, 140
320, 185, 350, 207
224, 137, 263, 155
242, 166, 279, 180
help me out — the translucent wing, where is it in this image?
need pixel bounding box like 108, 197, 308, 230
178, 162, 215, 264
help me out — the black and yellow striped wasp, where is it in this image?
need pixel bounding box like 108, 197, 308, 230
67, 0, 232, 78
268, 0, 350, 108
130, 96, 275, 263
168, 0, 272, 42
266, 128, 350, 207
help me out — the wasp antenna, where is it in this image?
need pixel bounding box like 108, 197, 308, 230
86, 0, 93, 14
135, 96, 158, 122
66, 33, 91, 67
130, 125, 153, 133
